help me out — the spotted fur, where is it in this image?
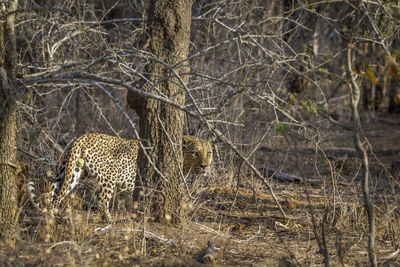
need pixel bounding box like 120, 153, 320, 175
46, 133, 212, 222
50, 133, 138, 221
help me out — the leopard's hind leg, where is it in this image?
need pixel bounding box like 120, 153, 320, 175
98, 179, 116, 223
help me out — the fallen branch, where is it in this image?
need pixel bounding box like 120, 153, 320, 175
261, 169, 348, 185
378, 249, 400, 264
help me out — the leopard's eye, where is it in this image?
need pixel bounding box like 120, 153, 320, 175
192, 152, 199, 157
207, 152, 212, 156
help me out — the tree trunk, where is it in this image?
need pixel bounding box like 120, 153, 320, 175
127, 0, 193, 224
0, 0, 18, 246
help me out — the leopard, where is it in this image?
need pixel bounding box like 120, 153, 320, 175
32, 133, 212, 222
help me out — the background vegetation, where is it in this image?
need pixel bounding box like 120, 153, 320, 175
1, 0, 400, 265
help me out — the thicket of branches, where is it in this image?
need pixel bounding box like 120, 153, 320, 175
7, 0, 400, 265
16, 0, 400, 150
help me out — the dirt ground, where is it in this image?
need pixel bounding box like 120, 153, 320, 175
2, 114, 400, 266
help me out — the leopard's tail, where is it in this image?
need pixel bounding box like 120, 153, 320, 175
26, 143, 71, 210
26, 161, 65, 210
26, 175, 64, 210
26, 181, 40, 209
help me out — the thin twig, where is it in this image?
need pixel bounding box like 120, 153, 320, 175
347, 33, 377, 267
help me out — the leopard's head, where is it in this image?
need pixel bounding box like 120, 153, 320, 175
183, 136, 213, 175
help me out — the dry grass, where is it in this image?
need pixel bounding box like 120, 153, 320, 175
5, 118, 400, 266
6, 186, 398, 266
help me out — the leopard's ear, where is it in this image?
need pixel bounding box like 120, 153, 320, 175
183, 135, 195, 145
207, 138, 213, 144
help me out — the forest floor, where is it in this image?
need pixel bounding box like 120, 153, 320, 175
2, 114, 400, 266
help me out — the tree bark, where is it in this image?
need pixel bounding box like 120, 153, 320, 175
127, 0, 193, 224
0, 0, 18, 246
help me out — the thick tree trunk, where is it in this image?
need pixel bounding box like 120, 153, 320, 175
0, 0, 18, 246
127, 0, 193, 224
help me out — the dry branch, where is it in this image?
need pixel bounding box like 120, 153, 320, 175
347, 38, 377, 266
